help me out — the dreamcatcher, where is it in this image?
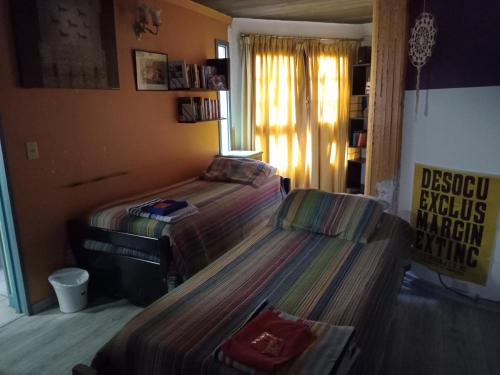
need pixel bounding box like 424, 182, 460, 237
409, 2, 437, 114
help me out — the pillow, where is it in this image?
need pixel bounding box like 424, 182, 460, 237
272, 189, 385, 243
202, 157, 277, 187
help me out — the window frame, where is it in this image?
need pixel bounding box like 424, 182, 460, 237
215, 39, 231, 154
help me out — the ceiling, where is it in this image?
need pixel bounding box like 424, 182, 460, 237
193, 0, 373, 24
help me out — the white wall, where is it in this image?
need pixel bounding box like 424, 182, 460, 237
398, 86, 500, 299
228, 18, 372, 141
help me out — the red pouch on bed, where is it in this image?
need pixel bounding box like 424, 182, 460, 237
220, 309, 315, 373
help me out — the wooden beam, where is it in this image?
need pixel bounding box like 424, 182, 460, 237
365, 0, 408, 203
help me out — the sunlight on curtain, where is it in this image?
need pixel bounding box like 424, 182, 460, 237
318, 56, 339, 125
330, 141, 337, 165
255, 48, 296, 176
243, 35, 358, 191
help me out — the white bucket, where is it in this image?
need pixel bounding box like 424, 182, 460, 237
48, 268, 89, 313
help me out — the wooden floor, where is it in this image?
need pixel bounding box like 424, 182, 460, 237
0, 298, 142, 375
0, 278, 499, 375
378, 277, 500, 375
0, 295, 21, 328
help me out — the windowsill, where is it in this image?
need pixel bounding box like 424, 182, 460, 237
218, 150, 263, 159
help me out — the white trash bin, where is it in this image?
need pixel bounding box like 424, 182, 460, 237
48, 268, 89, 313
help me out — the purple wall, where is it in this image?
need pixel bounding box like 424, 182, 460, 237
406, 0, 500, 90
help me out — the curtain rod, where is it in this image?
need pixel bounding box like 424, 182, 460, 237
239, 33, 363, 42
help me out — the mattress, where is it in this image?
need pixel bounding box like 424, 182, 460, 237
85, 176, 283, 278
92, 213, 411, 374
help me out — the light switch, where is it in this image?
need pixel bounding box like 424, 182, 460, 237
26, 142, 39, 160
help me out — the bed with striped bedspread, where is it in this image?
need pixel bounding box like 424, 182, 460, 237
85, 176, 283, 279
92, 213, 411, 374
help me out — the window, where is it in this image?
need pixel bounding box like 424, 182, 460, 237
215, 40, 231, 155
241, 35, 356, 191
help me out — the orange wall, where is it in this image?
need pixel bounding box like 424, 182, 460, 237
0, 0, 229, 305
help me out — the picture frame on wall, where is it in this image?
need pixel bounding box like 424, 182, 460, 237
10, 0, 120, 89
134, 50, 169, 91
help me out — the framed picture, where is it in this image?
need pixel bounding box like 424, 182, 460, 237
134, 50, 169, 91
10, 0, 119, 89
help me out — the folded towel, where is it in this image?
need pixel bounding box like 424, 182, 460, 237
128, 198, 198, 223
216, 303, 357, 375
220, 308, 315, 372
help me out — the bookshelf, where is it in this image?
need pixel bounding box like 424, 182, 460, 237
170, 58, 230, 124
346, 47, 371, 194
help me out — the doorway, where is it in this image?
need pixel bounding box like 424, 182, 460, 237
0, 114, 28, 323
0, 255, 21, 326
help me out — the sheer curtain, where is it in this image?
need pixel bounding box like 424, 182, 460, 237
238, 34, 358, 192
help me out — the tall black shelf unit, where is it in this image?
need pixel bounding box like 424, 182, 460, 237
346, 47, 371, 194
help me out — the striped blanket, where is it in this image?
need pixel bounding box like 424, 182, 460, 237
86, 176, 282, 278
92, 213, 411, 374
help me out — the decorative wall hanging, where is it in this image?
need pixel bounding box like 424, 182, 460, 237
408, 4, 437, 114
133, 4, 162, 40
11, 0, 119, 89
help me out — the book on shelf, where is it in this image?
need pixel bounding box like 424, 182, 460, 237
178, 97, 220, 122
168, 59, 228, 90
351, 131, 367, 147
178, 97, 196, 122
202, 65, 217, 89
188, 64, 200, 88
207, 74, 227, 90
168, 60, 189, 89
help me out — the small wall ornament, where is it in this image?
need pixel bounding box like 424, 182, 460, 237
408, 4, 437, 114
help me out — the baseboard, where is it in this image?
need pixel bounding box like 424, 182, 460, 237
29, 293, 57, 315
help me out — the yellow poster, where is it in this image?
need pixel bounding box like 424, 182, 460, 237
411, 164, 500, 285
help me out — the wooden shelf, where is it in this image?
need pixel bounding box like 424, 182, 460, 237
179, 117, 226, 124
348, 157, 366, 163
175, 58, 229, 123
170, 88, 228, 92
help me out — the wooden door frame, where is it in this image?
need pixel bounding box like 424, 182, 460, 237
0, 114, 29, 314
365, 0, 409, 208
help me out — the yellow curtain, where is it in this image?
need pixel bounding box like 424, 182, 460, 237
240, 34, 358, 192
307, 40, 358, 191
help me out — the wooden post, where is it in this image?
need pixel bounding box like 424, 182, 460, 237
365, 0, 408, 205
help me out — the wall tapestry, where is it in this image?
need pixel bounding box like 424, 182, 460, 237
11, 0, 119, 89
411, 163, 500, 285
408, 5, 437, 113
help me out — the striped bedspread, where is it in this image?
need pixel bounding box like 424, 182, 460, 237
86, 176, 283, 278
92, 213, 411, 374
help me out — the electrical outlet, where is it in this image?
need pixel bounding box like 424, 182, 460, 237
26, 141, 39, 160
